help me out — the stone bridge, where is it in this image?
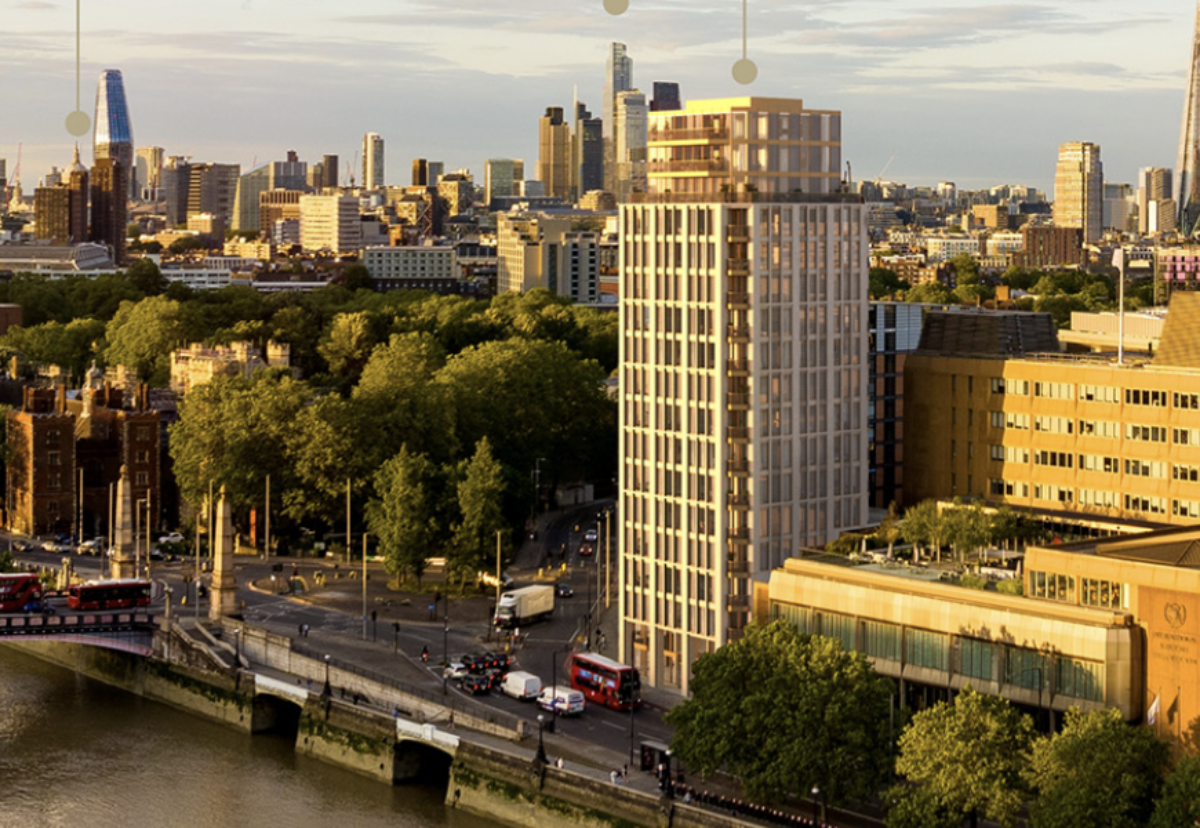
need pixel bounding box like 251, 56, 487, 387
0, 611, 156, 655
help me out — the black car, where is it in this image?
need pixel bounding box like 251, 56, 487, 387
556, 582, 574, 598
484, 652, 511, 674
461, 674, 491, 695
462, 653, 491, 674
482, 667, 506, 690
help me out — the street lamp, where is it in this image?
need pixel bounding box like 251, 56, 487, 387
322, 653, 332, 697
535, 713, 548, 765
442, 608, 450, 696
811, 786, 820, 824
664, 749, 674, 799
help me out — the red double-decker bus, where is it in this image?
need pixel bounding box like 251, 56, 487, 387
67, 579, 152, 611
0, 573, 43, 612
568, 652, 641, 711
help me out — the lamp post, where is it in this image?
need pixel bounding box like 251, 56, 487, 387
535, 713, 548, 765
628, 623, 636, 770
323, 653, 332, 697
664, 749, 673, 799
548, 649, 558, 733
442, 606, 450, 696
811, 786, 820, 824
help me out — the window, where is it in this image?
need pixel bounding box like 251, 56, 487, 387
1034, 450, 1073, 468
1175, 428, 1200, 446
1174, 499, 1200, 518
1125, 494, 1167, 515
1034, 382, 1073, 400
1035, 416, 1073, 434
1006, 413, 1030, 430
1078, 488, 1119, 508
819, 612, 855, 652
1079, 419, 1119, 438
1029, 570, 1075, 602
1005, 379, 1030, 395
1174, 464, 1200, 483
1124, 459, 1167, 478
136, 472, 149, 486
1126, 388, 1167, 407
1127, 424, 1167, 443
906, 629, 949, 672
861, 620, 901, 661
1005, 447, 1030, 463
959, 638, 993, 681
1034, 484, 1073, 504
990, 378, 1005, 394
1055, 657, 1103, 702
990, 411, 1005, 429
1175, 392, 1200, 410
1080, 385, 1119, 403
48, 451, 61, 466
1080, 577, 1125, 609
1005, 648, 1047, 690
990, 445, 1005, 461
772, 603, 814, 634
1079, 454, 1119, 473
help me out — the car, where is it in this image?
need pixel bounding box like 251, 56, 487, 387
21, 600, 54, 615
579, 542, 594, 557
148, 548, 165, 562
10, 541, 31, 553
556, 582, 574, 598
159, 532, 184, 545
484, 652, 511, 674
479, 570, 516, 590
442, 662, 468, 682
461, 674, 492, 695
482, 667, 506, 690
584, 528, 598, 543
462, 653, 491, 674
76, 538, 101, 555
41, 541, 68, 553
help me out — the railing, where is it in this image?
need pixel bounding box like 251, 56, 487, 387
726, 359, 750, 373
727, 559, 750, 575
727, 326, 751, 340
727, 392, 750, 407
728, 493, 751, 507
648, 127, 730, 142
0, 611, 156, 635
647, 160, 727, 173
727, 426, 750, 441
727, 461, 750, 475
728, 528, 750, 541
726, 292, 750, 306
727, 258, 750, 271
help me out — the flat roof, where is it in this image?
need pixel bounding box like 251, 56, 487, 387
1037, 525, 1200, 569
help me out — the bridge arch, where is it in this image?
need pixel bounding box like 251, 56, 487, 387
394, 738, 453, 788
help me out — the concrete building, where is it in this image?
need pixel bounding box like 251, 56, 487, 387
363, 133, 384, 189
573, 102, 604, 201
233, 152, 308, 233
169, 341, 291, 395
362, 245, 457, 292
924, 235, 982, 263
495, 214, 598, 303
258, 190, 304, 236
437, 173, 474, 217
903, 298, 1200, 527
299, 194, 362, 253
645, 97, 842, 197
1103, 182, 1137, 234
1054, 142, 1103, 244
613, 90, 648, 201
90, 158, 128, 264
186, 163, 240, 232
651, 82, 681, 113
162, 156, 191, 228
136, 146, 164, 200
1138, 167, 1176, 236
619, 95, 867, 693
538, 107, 572, 201
869, 302, 926, 510
1012, 225, 1082, 269
485, 159, 525, 207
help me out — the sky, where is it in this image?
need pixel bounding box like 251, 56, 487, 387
0, 0, 1195, 195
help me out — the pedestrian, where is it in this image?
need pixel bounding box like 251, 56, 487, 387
610, 769, 619, 785
421, 645, 429, 662
556, 756, 563, 769
622, 763, 628, 779
428, 602, 435, 620
298, 622, 304, 637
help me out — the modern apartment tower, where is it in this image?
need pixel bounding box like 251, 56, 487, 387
93, 70, 136, 202
538, 107, 572, 201
363, 133, 385, 189
613, 90, 648, 200
1138, 167, 1176, 236
1179, 1, 1200, 236
603, 43, 634, 193
1053, 142, 1103, 244
619, 97, 867, 693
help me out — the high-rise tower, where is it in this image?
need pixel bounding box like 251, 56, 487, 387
93, 70, 136, 202
363, 133, 385, 189
603, 43, 633, 193
1179, 2, 1200, 235
538, 107, 572, 201
619, 97, 867, 694
1053, 142, 1103, 244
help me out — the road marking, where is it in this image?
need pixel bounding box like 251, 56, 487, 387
600, 721, 624, 731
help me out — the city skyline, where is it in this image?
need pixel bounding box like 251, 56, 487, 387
0, 0, 1193, 195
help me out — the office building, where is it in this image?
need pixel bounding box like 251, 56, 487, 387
1054, 142, 1103, 244
496, 213, 598, 302
90, 158, 128, 263
362, 245, 458, 292
93, 69, 136, 201
1103, 182, 1137, 234
186, 163, 240, 231
299, 194, 362, 253
136, 146, 164, 200
651, 82, 681, 113
903, 298, 1200, 527
233, 152, 308, 233
437, 173, 473, 217
574, 103, 604, 200
428, 162, 444, 183
412, 158, 430, 187
259, 190, 304, 236
538, 107, 572, 201
1138, 167, 1176, 235
613, 91, 648, 200
308, 153, 339, 191
1179, 2, 1200, 236
620, 96, 867, 693
646, 97, 843, 197
363, 133, 385, 189
484, 159, 525, 207
603, 43, 634, 193
34, 146, 88, 246
162, 156, 191, 227
868, 302, 926, 510
1012, 225, 1082, 269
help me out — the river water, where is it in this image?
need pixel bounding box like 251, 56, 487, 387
0, 647, 497, 828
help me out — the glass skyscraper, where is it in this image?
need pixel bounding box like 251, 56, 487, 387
93, 69, 136, 201
1178, 1, 1200, 235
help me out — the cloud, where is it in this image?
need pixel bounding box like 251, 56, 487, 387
14, 1, 56, 9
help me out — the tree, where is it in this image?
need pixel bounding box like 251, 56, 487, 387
283, 395, 373, 526
667, 620, 894, 815
943, 500, 989, 563
0, 318, 105, 383
890, 688, 1034, 828
340, 264, 374, 292
1150, 754, 1200, 828
104, 295, 197, 386
167, 236, 205, 255
901, 499, 948, 562
905, 281, 953, 304
950, 253, 981, 287
353, 331, 451, 463
876, 501, 902, 557
367, 445, 439, 585
447, 437, 507, 591
318, 310, 380, 381
1027, 707, 1169, 828
124, 258, 167, 295
870, 267, 910, 299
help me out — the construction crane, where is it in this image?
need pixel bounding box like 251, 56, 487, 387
875, 154, 895, 185
5, 142, 22, 209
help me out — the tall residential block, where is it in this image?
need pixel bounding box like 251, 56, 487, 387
34, 146, 88, 245
485, 159, 525, 207
186, 163, 240, 230
412, 158, 429, 187
1138, 167, 1176, 235
136, 146, 164, 200
620, 96, 867, 693
93, 69, 136, 201
614, 90, 648, 200
604, 43, 634, 193
646, 97, 843, 197
1179, 1, 1200, 235
363, 133, 385, 189
299, 194, 362, 253
496, 213, 598, 302
1054, 141, 1103, 244
89, 158, 128, 263
538, 107, 572, 201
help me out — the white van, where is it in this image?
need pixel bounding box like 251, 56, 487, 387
501, 671, 542, 700
537, 684, 585, 716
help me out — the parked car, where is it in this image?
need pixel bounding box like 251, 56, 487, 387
159, 532, 184, 545
148, 547, 165, 562
76, 538, 101, 555
11, 541, 32, 553
556, 582, 574, 598
461, 674, 492, 695
41, 541, 68, 553
584, 528, 598, 543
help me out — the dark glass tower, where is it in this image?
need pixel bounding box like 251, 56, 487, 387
93, 70, 136, 201
651, 82, 681, 112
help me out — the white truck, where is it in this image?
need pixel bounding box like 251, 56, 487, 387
493, 585, 555, 628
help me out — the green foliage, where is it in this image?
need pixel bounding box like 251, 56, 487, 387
0, 548, 16, 573
123, 258, 168, 295
0, 318, 105, 382
666, 620, 894, 807
340, 264, 374, 291
901, 500, 948, 560
904, 281, 953, 304
104, 295, 198, 386
958, 574, 988, 590
318, 310, 381, 384
870, 268, 910, 299
875, 502, 902, 554
996, 578, 1023, 596
168, 236, 206, 255
448, 438, 508, 589
1027, 707, 1169, 828
281, 395, 372, 525
943, 499, 989, 562
826, 533, 867, 556
890, 688, 1034, 828
368, 445, 440, 584
1150, 754, 1200, 828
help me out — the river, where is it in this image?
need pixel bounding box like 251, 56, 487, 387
0, 646, 497, 828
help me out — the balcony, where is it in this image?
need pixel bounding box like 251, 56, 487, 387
727, 325, 751, 342
728, 493, 750, 507
727, 558, 750, 576
727, 594, 751, 610
727, 460, 750, 477
727, 229, 750, 244
648, 127, 730, 143
647, 159, 727, 174
727, 258, 750, 275
727, 358, 750, 376
727, 392, 750, 409
726, 291, 750, 309
727, 426, 750, 442
728, 527, 749, 542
